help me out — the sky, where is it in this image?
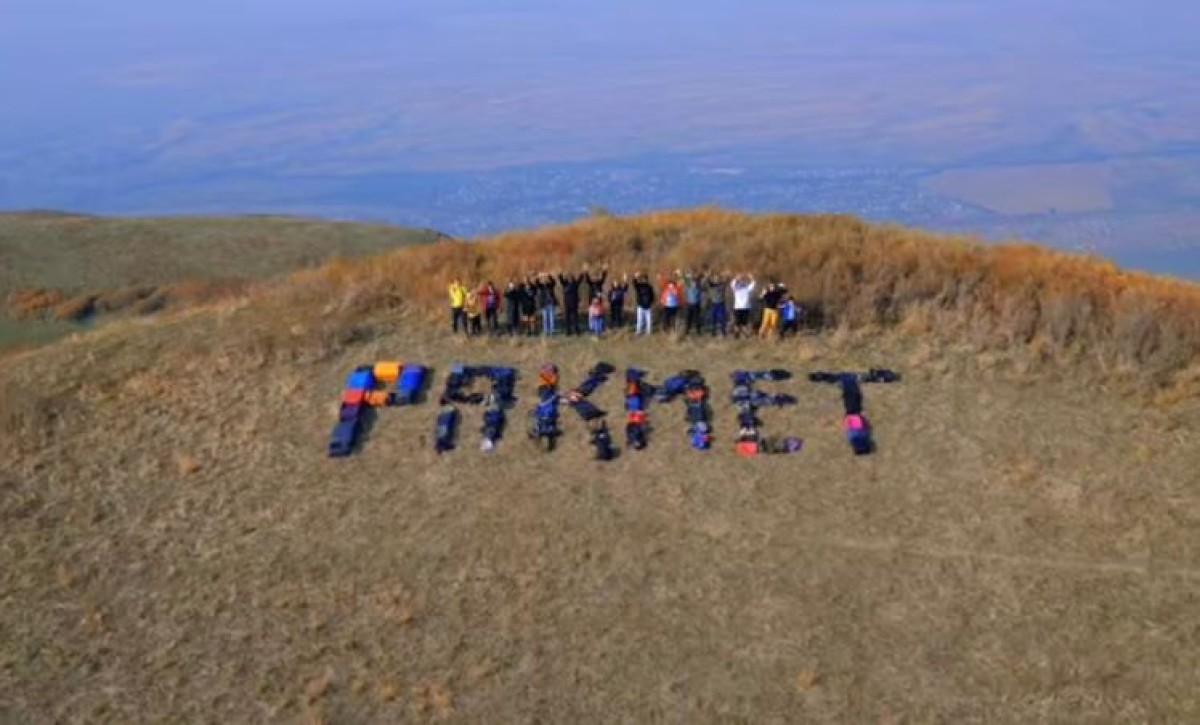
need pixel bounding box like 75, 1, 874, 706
2, 0, 1199, 242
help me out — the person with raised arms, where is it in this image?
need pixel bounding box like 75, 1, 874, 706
608, 273, 629, 330
730, 273, 757, 338
558, 269, 586, 336
707, 271, 730, 336
659, 270, 683, 332
633, 272, 656, 336
759, 282, 784, 340
536, 273, 559, 336
584, 263, 608, 305
520, 277, 539, 335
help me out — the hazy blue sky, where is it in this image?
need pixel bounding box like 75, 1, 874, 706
2, 0, 1199, 241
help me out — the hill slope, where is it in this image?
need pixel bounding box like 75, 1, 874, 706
2, 211, 1198, 721
0, 212, 442, 347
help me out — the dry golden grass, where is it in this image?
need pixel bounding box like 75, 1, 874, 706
1, 210, 1199, 721
1, 291, 1198, 721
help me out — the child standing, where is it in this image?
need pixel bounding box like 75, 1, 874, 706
780, 294, 799, 337
588, 296, 606, 336
464, 289, 483, 336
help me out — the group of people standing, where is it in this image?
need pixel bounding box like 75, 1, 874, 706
447, 265, 805, 340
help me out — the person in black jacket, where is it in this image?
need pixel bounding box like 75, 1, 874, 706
520, 277, 539, 335
504, 280, 523, 335
632, 273, 655, 335
536, 274, 559, 335
608, 274, 629, 330
584, 264, 608, 304
558, 270, 586, 336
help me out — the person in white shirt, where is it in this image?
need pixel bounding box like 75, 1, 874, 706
730, 274, 757, 337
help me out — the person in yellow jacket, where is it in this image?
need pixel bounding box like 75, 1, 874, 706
463, 288, 483, 336
448, 279, 467, 334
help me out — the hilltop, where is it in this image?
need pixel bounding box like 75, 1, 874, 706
2, 210, 1198, 722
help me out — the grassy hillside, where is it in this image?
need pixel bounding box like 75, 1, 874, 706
282, 209, 1200, 389
2, 210, 1198, 721
0, 212, 441, 347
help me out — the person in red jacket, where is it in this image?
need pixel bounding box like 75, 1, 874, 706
659, 270, 683, 332
479, 281, 500, 334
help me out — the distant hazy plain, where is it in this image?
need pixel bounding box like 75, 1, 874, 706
3, 0, 1199, 274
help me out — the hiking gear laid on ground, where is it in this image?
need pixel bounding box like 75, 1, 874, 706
365, 390, 394, 407
481, 402, 505, 453
328, 419, 360, 458
396, 365, 428, 405
761, 436, 804, 454
846, 413, 874, 455
863, 368, 901, 383
539, 363, 559, 388
810, 369, 902, 385
591, 421, 617, 461
733, 369, 792, 385
840, 376, 864, 415
626, 418, 649, 450
750, 392, 798, 408
591, 362, 616, 376
338, 403, 363, 423
488, 367, 518, 404
435, 406, 459, 453
373, 362, 403, 384
736, 439, 759, 457
570, 398, 606, 422
529, 392, 561, 448
347, 370, 375, 392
